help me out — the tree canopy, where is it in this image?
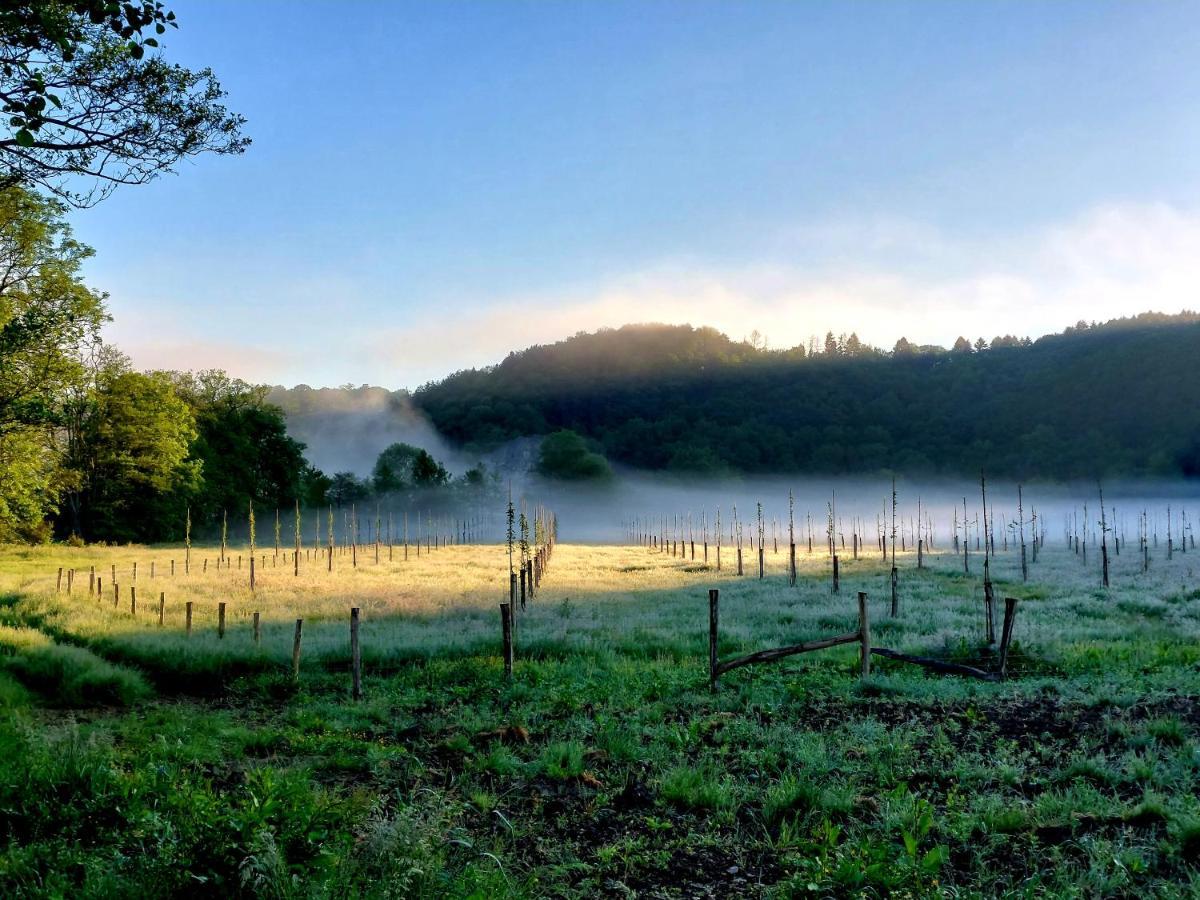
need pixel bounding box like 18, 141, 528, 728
416, 317, 1200, 480
0, 1, 248, 205
372, 442, 450, 494
536, 430, 613, 481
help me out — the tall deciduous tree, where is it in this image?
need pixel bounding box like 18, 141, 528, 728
167, 370, 309, 529
0, 1, 248, 205
61, 350, 198, 540
0, 184, 104, 538
372, 442, 449, 494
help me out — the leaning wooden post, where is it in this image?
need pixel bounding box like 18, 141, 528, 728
253, 611, 261, 645
292, 618, 304, 680
998, 597, 1019, 679
218, 601, 226, 639
858, 591, 871, 677
158, 592, 165, 626
185, 601, 193, 636
56, 567, 63, 593
350, 607, 362, 700
500, 603, 513, 679
708, 588, 720, 691
130, 585, 136, 616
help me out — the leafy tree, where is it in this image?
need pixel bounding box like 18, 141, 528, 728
298, 463, 330, 508
0, 1, 248, 205
372, 442, 449, 493
0, 186, 105, 430
0, 426, 57, 540
536, 430, 613, 481
0, 185, 105, 538
60, 351, 198, 541
167, 370, 309, 531
327, 471, 370, 507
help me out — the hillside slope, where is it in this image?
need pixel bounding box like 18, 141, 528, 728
412, 315, 1200, 479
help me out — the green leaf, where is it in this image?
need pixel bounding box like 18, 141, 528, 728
14, 128, 34, 147
921, 846, 948, 873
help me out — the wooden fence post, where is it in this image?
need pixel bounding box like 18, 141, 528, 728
56, 567, 62, 593
218, 601, 226, 639
158, 592, 165, 626
708, 588, 720, 691
292, 618, 303, 679
350, 607, 362, 699
998, 597, 1019, 679
500, 603, 513, 679
858, 591, 871, 677
185, 601, 193, 637
130, 585, 136, 616
253, 611, 261, 645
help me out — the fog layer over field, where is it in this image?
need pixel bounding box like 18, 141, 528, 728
267, 385, 472, 475
528, 473, 1200, 545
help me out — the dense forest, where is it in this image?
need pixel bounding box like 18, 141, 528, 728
414, 315, 1200, 480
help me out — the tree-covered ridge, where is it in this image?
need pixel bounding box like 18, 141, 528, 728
414, 317, 1200, 479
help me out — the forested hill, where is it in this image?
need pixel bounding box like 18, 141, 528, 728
412, 313, 1200, 480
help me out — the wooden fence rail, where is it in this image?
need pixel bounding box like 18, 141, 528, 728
708, 590, 1020, 689
709, 590, 871, 690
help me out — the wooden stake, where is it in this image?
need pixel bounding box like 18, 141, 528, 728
218, 601, 226, 639
708, 588, 720, 691
998, 597, 1019, 679
292, 618, 303, 679
500, 603, 513, 679
858, 591, 871, 677
350, 607, 362, 699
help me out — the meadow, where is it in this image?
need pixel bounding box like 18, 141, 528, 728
2, 530, 1200, 897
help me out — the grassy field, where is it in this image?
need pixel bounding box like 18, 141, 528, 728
1, 535, 1200, 897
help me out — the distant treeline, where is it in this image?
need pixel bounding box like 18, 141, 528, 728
413, 315, 1200, 480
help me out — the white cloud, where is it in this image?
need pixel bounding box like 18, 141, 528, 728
113, 202, 1200, 386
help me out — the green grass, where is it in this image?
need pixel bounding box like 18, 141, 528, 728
0, 538, 1198, 896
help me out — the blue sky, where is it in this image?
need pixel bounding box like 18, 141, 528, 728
76, 0, 1200, 387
